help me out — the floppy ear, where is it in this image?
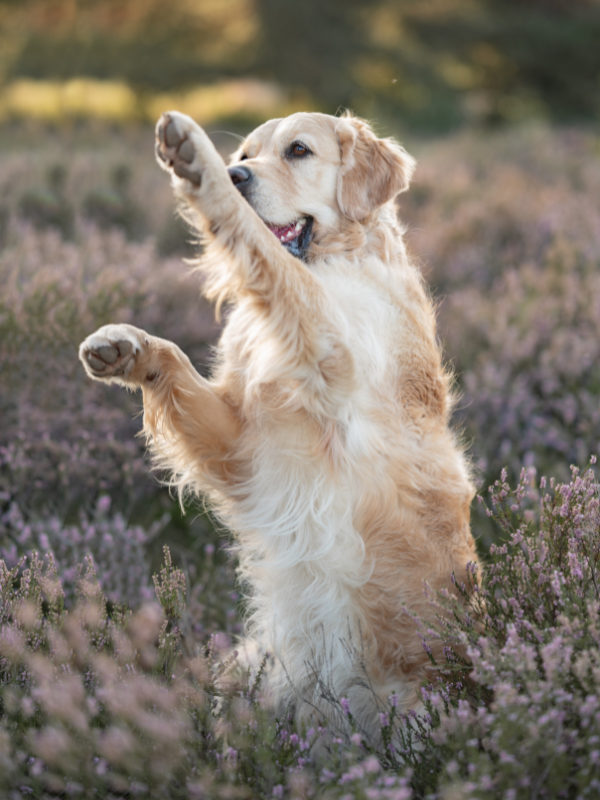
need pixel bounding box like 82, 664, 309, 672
335, 116, 416, 222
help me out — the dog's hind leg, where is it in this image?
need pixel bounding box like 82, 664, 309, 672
79, 323, 241, 492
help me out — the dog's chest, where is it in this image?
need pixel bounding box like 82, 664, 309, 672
220, 271, 395, 394
217, 273, 406, 481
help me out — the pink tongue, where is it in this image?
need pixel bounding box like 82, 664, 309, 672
268, 222, 298, 239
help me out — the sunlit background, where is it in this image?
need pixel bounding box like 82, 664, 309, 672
1, 0, 599, 130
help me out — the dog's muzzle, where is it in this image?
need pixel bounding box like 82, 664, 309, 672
227, 165, 313, 261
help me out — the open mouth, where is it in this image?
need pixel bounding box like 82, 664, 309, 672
265, 216, 313, 260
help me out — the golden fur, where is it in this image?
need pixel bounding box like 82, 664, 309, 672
79, 110, 478, 738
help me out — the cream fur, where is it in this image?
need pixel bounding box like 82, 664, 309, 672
79, 110, 478, 740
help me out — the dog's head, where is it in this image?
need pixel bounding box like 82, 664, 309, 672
228, 112, 415, 260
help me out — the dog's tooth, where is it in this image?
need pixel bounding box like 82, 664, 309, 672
280, 235, 285, 241
294, 222, 302, 231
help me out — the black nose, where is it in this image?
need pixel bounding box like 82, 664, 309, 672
228, 165, 252, 188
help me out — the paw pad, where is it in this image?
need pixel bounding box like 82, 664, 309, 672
80, 332, 138, 380
156, 114, 201, 186
96, 344, 118, 364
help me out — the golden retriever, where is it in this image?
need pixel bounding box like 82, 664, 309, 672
79, 110, 478, 737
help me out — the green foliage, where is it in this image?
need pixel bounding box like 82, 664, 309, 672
1, 0, 600, 130
83, 165, 146, 239
153, 545, 187, 623
18, 164, 74, 238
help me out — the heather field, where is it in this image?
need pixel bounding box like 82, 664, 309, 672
1, 122, 600, 798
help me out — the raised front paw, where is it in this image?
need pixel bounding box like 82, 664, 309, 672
79, 324, 144, 384
155, 111, 205, 187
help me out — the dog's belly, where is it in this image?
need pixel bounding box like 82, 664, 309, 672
231, 423, 367, 608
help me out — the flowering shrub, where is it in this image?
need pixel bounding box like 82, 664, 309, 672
2, 124, 599, 527
0, 495, 163, 607
0, 546, 414, 799
0, 463, 599, 798
379, 459, 600, 799
0, 225, 217, 513
0, 501, 242, 646
403, 125, 600, 492
1, 123, 599, 796
0, 131, 231, 638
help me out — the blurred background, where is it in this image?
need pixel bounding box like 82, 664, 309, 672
1, 0, 600, 613
1, 0, 600, 130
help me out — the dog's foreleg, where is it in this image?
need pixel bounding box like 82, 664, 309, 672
155, 112, 355, 410
79, 324, 241, 491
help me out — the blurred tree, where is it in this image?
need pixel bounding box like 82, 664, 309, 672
0, 0, 257, 89
253, 0, 366, 108
1, 0, 599, 130
18, 163, 74, 238
402, 0, 600, 123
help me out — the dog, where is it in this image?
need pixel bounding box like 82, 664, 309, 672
79, 110, 478, 738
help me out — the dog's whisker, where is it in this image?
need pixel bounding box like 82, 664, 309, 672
210, 130, 246, 142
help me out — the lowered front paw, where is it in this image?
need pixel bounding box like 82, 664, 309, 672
155, 112, 204, 187
79, 324, 144, 383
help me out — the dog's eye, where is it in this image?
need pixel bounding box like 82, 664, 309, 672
239, 153, 249, 162
288, 142, 311, 158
